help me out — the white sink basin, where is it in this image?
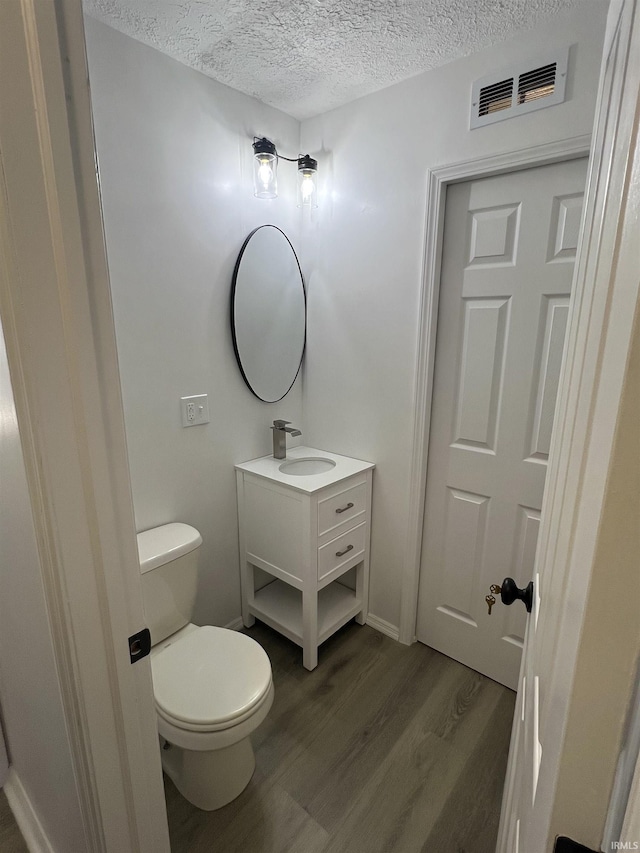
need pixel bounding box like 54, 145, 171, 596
236, 446, 374, 494
278, 457, 337, 476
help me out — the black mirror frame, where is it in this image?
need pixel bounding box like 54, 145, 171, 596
230, 225, 307, 403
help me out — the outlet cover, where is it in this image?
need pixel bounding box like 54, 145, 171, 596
181, 394, 210, 427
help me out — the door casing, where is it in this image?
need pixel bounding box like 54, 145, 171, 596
0, 1, 171, 850
497, 1, 640, 847
414, 157, 588, 690
400, 134, 592, 647
401, 0, 640, 849
1, 0, 637, 849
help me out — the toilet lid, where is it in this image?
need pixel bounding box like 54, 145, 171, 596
151, 626, 272, 727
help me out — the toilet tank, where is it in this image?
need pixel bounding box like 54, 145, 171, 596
137, 523, 202, 645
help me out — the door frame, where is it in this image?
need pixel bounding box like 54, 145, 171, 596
0, 1, 170, 850
1, 0, 635, 849
402, 0, 640, 848
399, 134, 591, 646
499, 1, 640, 847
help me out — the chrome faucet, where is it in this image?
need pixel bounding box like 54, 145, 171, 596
271, 419, 301, 459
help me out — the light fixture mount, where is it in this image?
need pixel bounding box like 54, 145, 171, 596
252, 137, 276, 157
297, 154, 317, 172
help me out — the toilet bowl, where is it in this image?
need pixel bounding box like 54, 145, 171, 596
137, 523, 274, 811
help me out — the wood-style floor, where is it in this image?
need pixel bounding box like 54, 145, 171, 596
0, 790, 27, 853
165, 621, 515, 853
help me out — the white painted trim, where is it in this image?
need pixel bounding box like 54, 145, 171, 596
366, 613, 400, 642
603, 661, 640, 848
620, 748, 640, 849
225, 617, 245, 631
0, 2, 170, 850
4, 768, 55, 853
399, 133, 592, 646
497, 0, 640, 847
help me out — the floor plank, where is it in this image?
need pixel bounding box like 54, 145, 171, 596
0, 789, 28, 853
165, 621, 515, 853
321, 668, 504, 853
419, 688, 516, 853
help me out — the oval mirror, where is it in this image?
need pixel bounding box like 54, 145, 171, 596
231, 225, 306, 403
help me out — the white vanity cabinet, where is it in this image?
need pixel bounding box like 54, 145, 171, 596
235, 447, 374, 670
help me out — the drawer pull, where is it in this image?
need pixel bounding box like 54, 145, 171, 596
336, 544, 354, 558
335, 502, 354, 514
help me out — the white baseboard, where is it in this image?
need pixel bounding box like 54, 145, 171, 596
3, 767, 54, 853
365, 613, 400, 641
224, 616, 244, 631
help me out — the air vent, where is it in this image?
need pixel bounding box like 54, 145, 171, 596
471, 49, 568, 129
479, 77, 514, 116
518, 62, 557, 104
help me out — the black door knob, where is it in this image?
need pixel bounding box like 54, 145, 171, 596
499, 578, 534, 613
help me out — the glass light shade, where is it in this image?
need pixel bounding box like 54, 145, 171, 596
254, 152, 277, 198
297, 155, 318, 208
253, 138, 277, 199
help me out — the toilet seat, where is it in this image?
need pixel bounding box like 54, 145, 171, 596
156, 681, 274, 753
151, 626, 273, 733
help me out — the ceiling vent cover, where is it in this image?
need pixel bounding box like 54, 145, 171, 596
471, 48, 569, 129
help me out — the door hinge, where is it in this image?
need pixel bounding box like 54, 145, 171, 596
128, 628, 151, 664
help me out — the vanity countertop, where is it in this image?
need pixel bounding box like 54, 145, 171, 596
235, 445, 375, 494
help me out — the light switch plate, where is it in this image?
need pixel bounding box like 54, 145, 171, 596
181, 394, 210, 427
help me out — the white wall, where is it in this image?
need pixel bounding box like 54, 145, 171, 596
85, 18, 303, 627
0, 324, 86, 850
86, 5, 608, 636
299, 3, 608, 630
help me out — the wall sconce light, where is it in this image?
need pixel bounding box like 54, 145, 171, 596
297, 154, 318, 209
252, 137, 277, 199
253, 137, 318, 208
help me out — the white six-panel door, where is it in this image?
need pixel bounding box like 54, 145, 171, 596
416, 158, 587, 690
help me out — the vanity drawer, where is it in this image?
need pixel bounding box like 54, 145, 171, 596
318, 522, 366, 582
317, 481, 367, 537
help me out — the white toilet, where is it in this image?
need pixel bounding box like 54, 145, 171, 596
137, 522, 274, 811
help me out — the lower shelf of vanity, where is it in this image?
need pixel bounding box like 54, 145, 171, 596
249, 579, 362, 649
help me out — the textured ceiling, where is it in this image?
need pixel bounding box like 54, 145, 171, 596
83, 0, 580, 120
